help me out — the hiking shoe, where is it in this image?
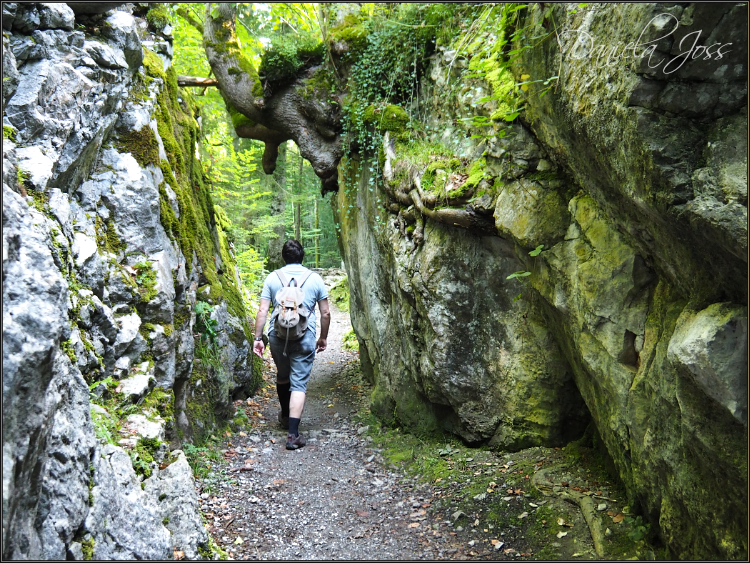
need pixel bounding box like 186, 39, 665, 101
278, 411, 289, 430
285, 433, 306, 450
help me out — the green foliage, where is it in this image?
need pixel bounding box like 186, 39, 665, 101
195, 301, 219, 345
194, 301, 225, 376
625, 515, 650, 542
259, 29, 324, 83
90, 405, 118, 445
342, 328, 359, 352
183, 442, 222, 480
329, 276, 350, 312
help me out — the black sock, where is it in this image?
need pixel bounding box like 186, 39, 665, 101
277, 383, 291, 417
289, 417, 300, 437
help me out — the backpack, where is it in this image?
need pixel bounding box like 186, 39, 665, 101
271, 269, 313, 355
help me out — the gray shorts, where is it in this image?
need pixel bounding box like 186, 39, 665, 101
268, 329, 316, 392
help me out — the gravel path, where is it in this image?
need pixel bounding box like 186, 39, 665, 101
196, 298, 457, 560
193, 275, 637, 560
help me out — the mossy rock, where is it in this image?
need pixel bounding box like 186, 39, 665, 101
363, 104, 409, 133
330, 14, 368, 57
146, 4, 170, 31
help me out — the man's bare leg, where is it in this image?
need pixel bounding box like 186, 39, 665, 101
289, 390, 306, 419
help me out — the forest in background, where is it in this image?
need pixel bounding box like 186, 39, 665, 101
170, 3, 343, 311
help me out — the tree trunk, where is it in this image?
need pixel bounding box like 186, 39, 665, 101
267, 143, 287, 271
314, 197, 320, 268
295, 202, 302, 242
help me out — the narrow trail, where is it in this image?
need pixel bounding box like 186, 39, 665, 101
195, 301, 454, 560
192, 279, 637, 560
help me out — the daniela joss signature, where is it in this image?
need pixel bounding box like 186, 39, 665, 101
560, 13, 733, 74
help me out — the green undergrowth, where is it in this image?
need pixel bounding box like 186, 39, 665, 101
354, 405, 661, 559
342, 328, 359, 352
328, 276, 350, 312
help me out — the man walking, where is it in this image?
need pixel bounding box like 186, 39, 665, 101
253, 240, 330, 450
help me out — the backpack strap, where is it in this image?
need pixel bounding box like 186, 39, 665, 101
293, 270, 313, 289
275, 270, 289, 287
276, 269, 312, 289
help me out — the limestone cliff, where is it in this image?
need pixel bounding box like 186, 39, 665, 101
3, 3, 258, 559
335, 3, 746, 559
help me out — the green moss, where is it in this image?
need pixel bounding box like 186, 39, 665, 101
142, 47, 166, 81
146, 4, 170, 31
163, 324, 174, 337
61, 339, 77, 363
143, 387, 175, 423
260, 30, 325, 83
81, 537, 95, 560
27, 187, 48, 213
115, 125, 160, 168
3, 125, 16, 141
226, 102, 256, 130
131, 437, 160, 479
363, 104, 409, 132
329, 14, 368, 57
95, 216, 127, 255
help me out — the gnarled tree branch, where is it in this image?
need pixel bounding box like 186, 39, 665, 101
202, 3, 343, 193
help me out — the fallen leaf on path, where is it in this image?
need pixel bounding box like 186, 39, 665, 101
518, 512, 528, 519
327, 404, 334, 407
273, 479, 286, 485
234, 537, 243, 545
409, 522, 420, 528
174, 550, 185, 560
612, 514, 625, 523
238, 432, 247, 437
556, 531, 568, 538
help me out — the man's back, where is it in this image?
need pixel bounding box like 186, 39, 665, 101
260, 264, 328, 332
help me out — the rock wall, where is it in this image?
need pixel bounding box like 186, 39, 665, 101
336, 3, 746, 559
3, 3, 259, 559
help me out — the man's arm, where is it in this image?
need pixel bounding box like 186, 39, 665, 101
316, 298, 331, 353
253, 298, 271, 358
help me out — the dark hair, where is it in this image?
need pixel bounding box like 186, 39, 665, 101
282, 239, 305, 264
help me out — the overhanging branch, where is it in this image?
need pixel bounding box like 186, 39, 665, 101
177, 76, 219, 87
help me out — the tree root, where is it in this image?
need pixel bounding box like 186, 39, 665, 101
532, 469, 608, 558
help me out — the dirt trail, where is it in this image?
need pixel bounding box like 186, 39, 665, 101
194, 280, 647, 560
196, 302, 455, 560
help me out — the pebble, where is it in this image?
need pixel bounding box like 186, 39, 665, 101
597, 503, 607, 511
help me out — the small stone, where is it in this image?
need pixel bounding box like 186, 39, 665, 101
597, 503, 607, 511
605, 528, 613, 537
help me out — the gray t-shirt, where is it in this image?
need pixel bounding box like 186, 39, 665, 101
260, 264, 328, 333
